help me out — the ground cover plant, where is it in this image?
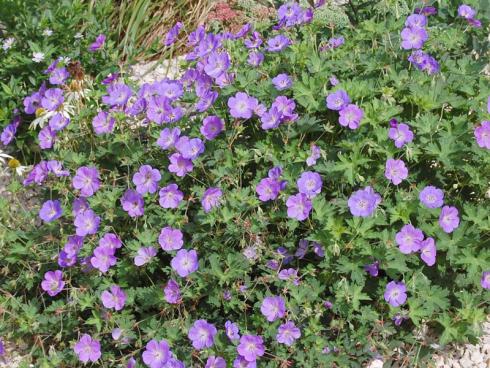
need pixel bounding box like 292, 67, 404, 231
1, 0, 490, 367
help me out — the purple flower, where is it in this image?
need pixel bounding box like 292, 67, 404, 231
159, 227, 184, 251
420, 237, 437, 266
395, 224, 424, 254
439, 206, 460, 233
400, 27, 428, 50
88, 34, 106, 52
164, 279, 181, 304
72, 197, 89, 216
297, 171, 322, 198
474, 121, 490, 149
201, 116, 224, 140
171, 249, 199, 277
102, 72, 119, 85
134, 247, 157, 266
419, 186, 444, 208
415, 6, 437, 16
384, 281, 407, 307
385, 158, 408, 185
405, 14, 427, 28
266, 35, 291, 52
49, 113, 70, 131
147, 96, 171, 124
1, 120, 19, 145
277, 2, 304, 27
41, 88, 64, 111
127, 358, 136, 368
206, 356, 226, 368
278, 268, 299, 285
326, 90, 351, 111
175, 136, 205, 160
408, 50, 440, 75
142, 339, 170, 368
133, 165, 161, 195
202, 187, 223, 213
168, 153, 193, 177
233, 356, 257, 368
188, 319, 217, 350
260, 295, 286, 322
388, 122, 414, 148
272, 74, 292, 90
101, 285, 126, 311
244, 32, 262, 49
74, 334, 101, 363
256, 178, 281, 202
157, 127, 181, 150
276, 321, 301, 346
306, 145, 321, 166
228, 92, 255, 119
329, 76, 340, 86
164, 22, 183, 46
121, 189, 145, 218
458, 4, 476, 19
90, 245, 117, 273
481, 271, 490, 289
339, 104, 364, 129
237, 335, 265, 362
99, 233, 122, 251
286, 193, 312, 221
260, 107, 282, 130
49, 67, 69, 85
74, 209, 101, 236
348, 186, 381, 217
73, 166, 100, 197
47, 160, 69, 176
392, 313, 408, 326
364, 261, 379, 277
39, 199, 63, 222
102, 83, 132, 107
247, 51, 264, 67
41, 270, 64, 296
38, 126, 56, 149
204, 51, 231, 78
92, 111, 115, 135
159, 184, 184, 209
225, 320, 240, 341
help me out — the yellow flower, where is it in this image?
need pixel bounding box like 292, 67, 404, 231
8, 158, 20, 169
35, 107, 46, 117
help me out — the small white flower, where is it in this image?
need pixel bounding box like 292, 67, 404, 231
0, 149, 13, 165
32, 52, 45, 63
2, 37, 14, 51
74, 32, 83, 39
43, 29, 53, 37
59, 56, 71, 63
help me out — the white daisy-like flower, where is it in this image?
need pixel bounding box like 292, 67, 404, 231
43, 29, 53, 37
74, 32, 83, 39
32, 52, 45, 63
0, 149, 13, 165
2, 37, 14, 51
59, 56, 71, 63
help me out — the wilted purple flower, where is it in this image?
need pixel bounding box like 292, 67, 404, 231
439, 206, 460, 233
102, 72, 119, 85
164, 279, 181, 304
266, 35, 291, 52
142, 339, 170, 368
49, 67, 69, 85
157, 127, 181, 150
134, 246, 157, 266
202, 187, 223, 212
306, 145, 321, 166
400, 27, 428, 49
392, 313, 408, 326
312, 242, 325, 257
41, 88, 64, 111
159, 184, 184, 209
481, 271, 490, 289
38, 126, 56, 149
405, 14, 427, 28
73, 166, 100, 197
228, 92, 255, 119
256, 178, 281, 202
164, 22, 183, 46
102, 83, 132, 107
474, 121, 490, 149
39, 199, 63, 222
408, 50, 440, 75
74, 334, 101, 363
188, 319, 217, 350
339, 104, 364, 129
247, 51, 264, 67
420, 237, 436, 266
237, 335, 265, 362
121, 189, 144, 218
388, 122, 414, 148
324, 36, 345, 50
74, 209, 100, 236
101, 285, 126, 311
384, 281, 407, 307
225, 320, 240, 341
223, 290, 232, 301
92, 111, 115, 135
1, 120, 19, 145
324, 300, 333, 309
41, 270, 64, 296
271, 95, 297, 122
364, 261, 379, 277
297, 171, 322, 198
458, 4, 476, 19
88, 34, 106, 52
467, 18, 482, 28
72, 197, 89, 217
168, 153, 193, 177
196, 89, 219, 112
278, 268, 299, 285
171, 249, 199, 277
286, 193, 312, 221
204, 51, 231, 78
385, 158, 408, 185
159, 227, 184, 252
175, 136, 205, 160
260, 295, 286, 322
47, 160, 69, 176
396, 224, 424, 254
276, 321, 301, 346
348, 186, 381, 217
244, 31, 262, 49
206, 356, 226, 368
272, 74, 292, 90
133, 165, 161, 195
415, 6, 437, 16
49, 113, 70, 131
329, 75, 339, 86
201, 116, 224, 140
419, 186, 444, 208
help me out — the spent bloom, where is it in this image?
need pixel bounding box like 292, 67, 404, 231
134, 247, 157, 266
276, 321, 301, 346
188, 319, 217, 350
348, 186, 381, 217
364, 261, 380, 277
164, 279, 181, 304
202, 187, 223, 212
74, 334, 101, 363
388, 121, 414, 148
101, 285, 126, 311
396, 224, 424, 254
420, 237, 437, 266
121, 189, 145, 218
237, 335, 265, 362
41, 270, 64, 296
88, 34, 106, 52
164, 22, 183, 46
73, 166, 100, 197
384, 281, 407, 307
260, 295, 286, 322
419, 186, 444, 208
385, 158, 408, 185
142, 339, 170, 368
159, 184, 184, 209
171, 249, 199, 277
306, 145, 321, 166
286, 193, 312, 221
39, 199, 63, 222
159, 227, 184, 252
133, 165, 161, 195
339, 104, 364, 129
439, 206, 460, 233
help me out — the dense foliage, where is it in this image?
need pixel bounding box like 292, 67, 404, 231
1, 1, 490, 367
